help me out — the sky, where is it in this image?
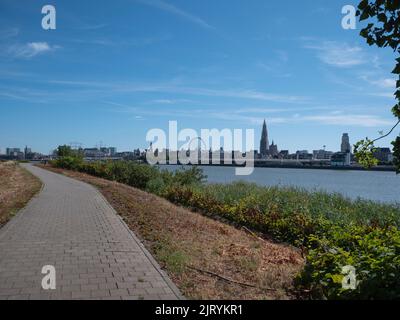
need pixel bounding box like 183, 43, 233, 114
0, 0, 399, 154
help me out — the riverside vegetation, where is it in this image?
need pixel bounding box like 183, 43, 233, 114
52, 156, 400, 300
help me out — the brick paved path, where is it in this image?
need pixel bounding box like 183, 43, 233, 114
0, 164, 182, 300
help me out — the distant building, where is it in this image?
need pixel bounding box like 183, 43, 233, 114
24, 146, 32, 159
373, 147, 392, 163
6, 148, 24, 160
109, 147, 117, 156
269, 141, 279, 158
6, 148, 20, 156
313, 149, 334, 160
279, 150, 289, 159
331, 152, 351, 166
341, 133, 351, 153
83, 148, 104, 158
259, 119, 270, 158
296, 150, 312, 160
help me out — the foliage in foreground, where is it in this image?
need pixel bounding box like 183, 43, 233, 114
162, 182, 400, 299
354, 0, 400, 172
51, 157, 400, 299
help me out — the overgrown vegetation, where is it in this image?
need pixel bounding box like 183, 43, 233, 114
51, 156, 400, 299
52, 156, 206, 191
0, 162, 42, 227
162, 182, 400, 299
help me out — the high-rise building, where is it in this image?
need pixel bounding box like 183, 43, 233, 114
109, 147, 117, 156
341, 133, 351, 153
6, 148, 20, 156
259, 119, 269, 157
24, 146, 32, 159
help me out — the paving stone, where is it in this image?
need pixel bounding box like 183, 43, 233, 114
0, 164, 182, 300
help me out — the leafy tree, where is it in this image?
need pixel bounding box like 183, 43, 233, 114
57, 145, 73, 157
355, 0, 400, 173
56, 145, 83, 158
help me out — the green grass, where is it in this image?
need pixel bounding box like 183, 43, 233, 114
202, 181, 400, 229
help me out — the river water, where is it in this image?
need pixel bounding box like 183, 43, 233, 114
161, 165, 400, 204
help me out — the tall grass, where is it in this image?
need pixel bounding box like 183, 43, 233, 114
203, 182, 400, 228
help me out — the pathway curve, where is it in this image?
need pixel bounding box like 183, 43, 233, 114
0, 164, 182, 300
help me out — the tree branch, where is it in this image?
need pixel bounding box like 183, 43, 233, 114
371, 119, 400, 144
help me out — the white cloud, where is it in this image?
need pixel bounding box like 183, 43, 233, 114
136, 0, 214, 30
213, 113, 392, 127
360, 75, 396, 89
7, 42, 59, 58
300, 114, 393, 127
305, 41, 365, 67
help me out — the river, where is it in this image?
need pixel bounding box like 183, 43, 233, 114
161, 165, 400, 204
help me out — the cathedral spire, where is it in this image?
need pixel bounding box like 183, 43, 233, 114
259, 119, 269, 157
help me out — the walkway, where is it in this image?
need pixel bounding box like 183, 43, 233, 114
0, 164, 182, 300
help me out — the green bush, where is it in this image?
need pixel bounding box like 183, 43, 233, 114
52, 156, 83, 170
52, 159, 205, 191
296, 225, 400, 300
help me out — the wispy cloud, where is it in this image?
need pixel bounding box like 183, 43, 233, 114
257, 50, 292, 78
148, 98, 193, 105
0, 27, 19, 39
6, 42, 59, 59
305, 41, 365, 67
105, 100, 391, 128
136, 0, 215, 30
69, 34, 172, 47
48, 79, 310, 104
300, 114, 393, 127
233, 106, 332, 114
75, 23, 108, 31
213, 112, 392, 127
359, 75, 396, 89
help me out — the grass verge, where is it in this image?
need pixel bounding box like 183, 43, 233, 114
0, 162, 42, 227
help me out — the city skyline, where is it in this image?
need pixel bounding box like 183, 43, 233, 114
1, 0, 399, 154
0, 120, 394, 157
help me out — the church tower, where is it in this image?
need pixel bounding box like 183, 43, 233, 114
259, 119, 269, 157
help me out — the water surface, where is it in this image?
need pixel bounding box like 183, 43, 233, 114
161, 165, 400, 204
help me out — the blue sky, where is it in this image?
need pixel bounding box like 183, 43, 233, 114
0, 0, 399, 154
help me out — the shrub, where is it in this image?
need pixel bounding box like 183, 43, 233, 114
52, 159, 205, 191
52, 156, 83, 170
172, 166, 207, 186
296, 226, 400, 300
146, 177, 167, 195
